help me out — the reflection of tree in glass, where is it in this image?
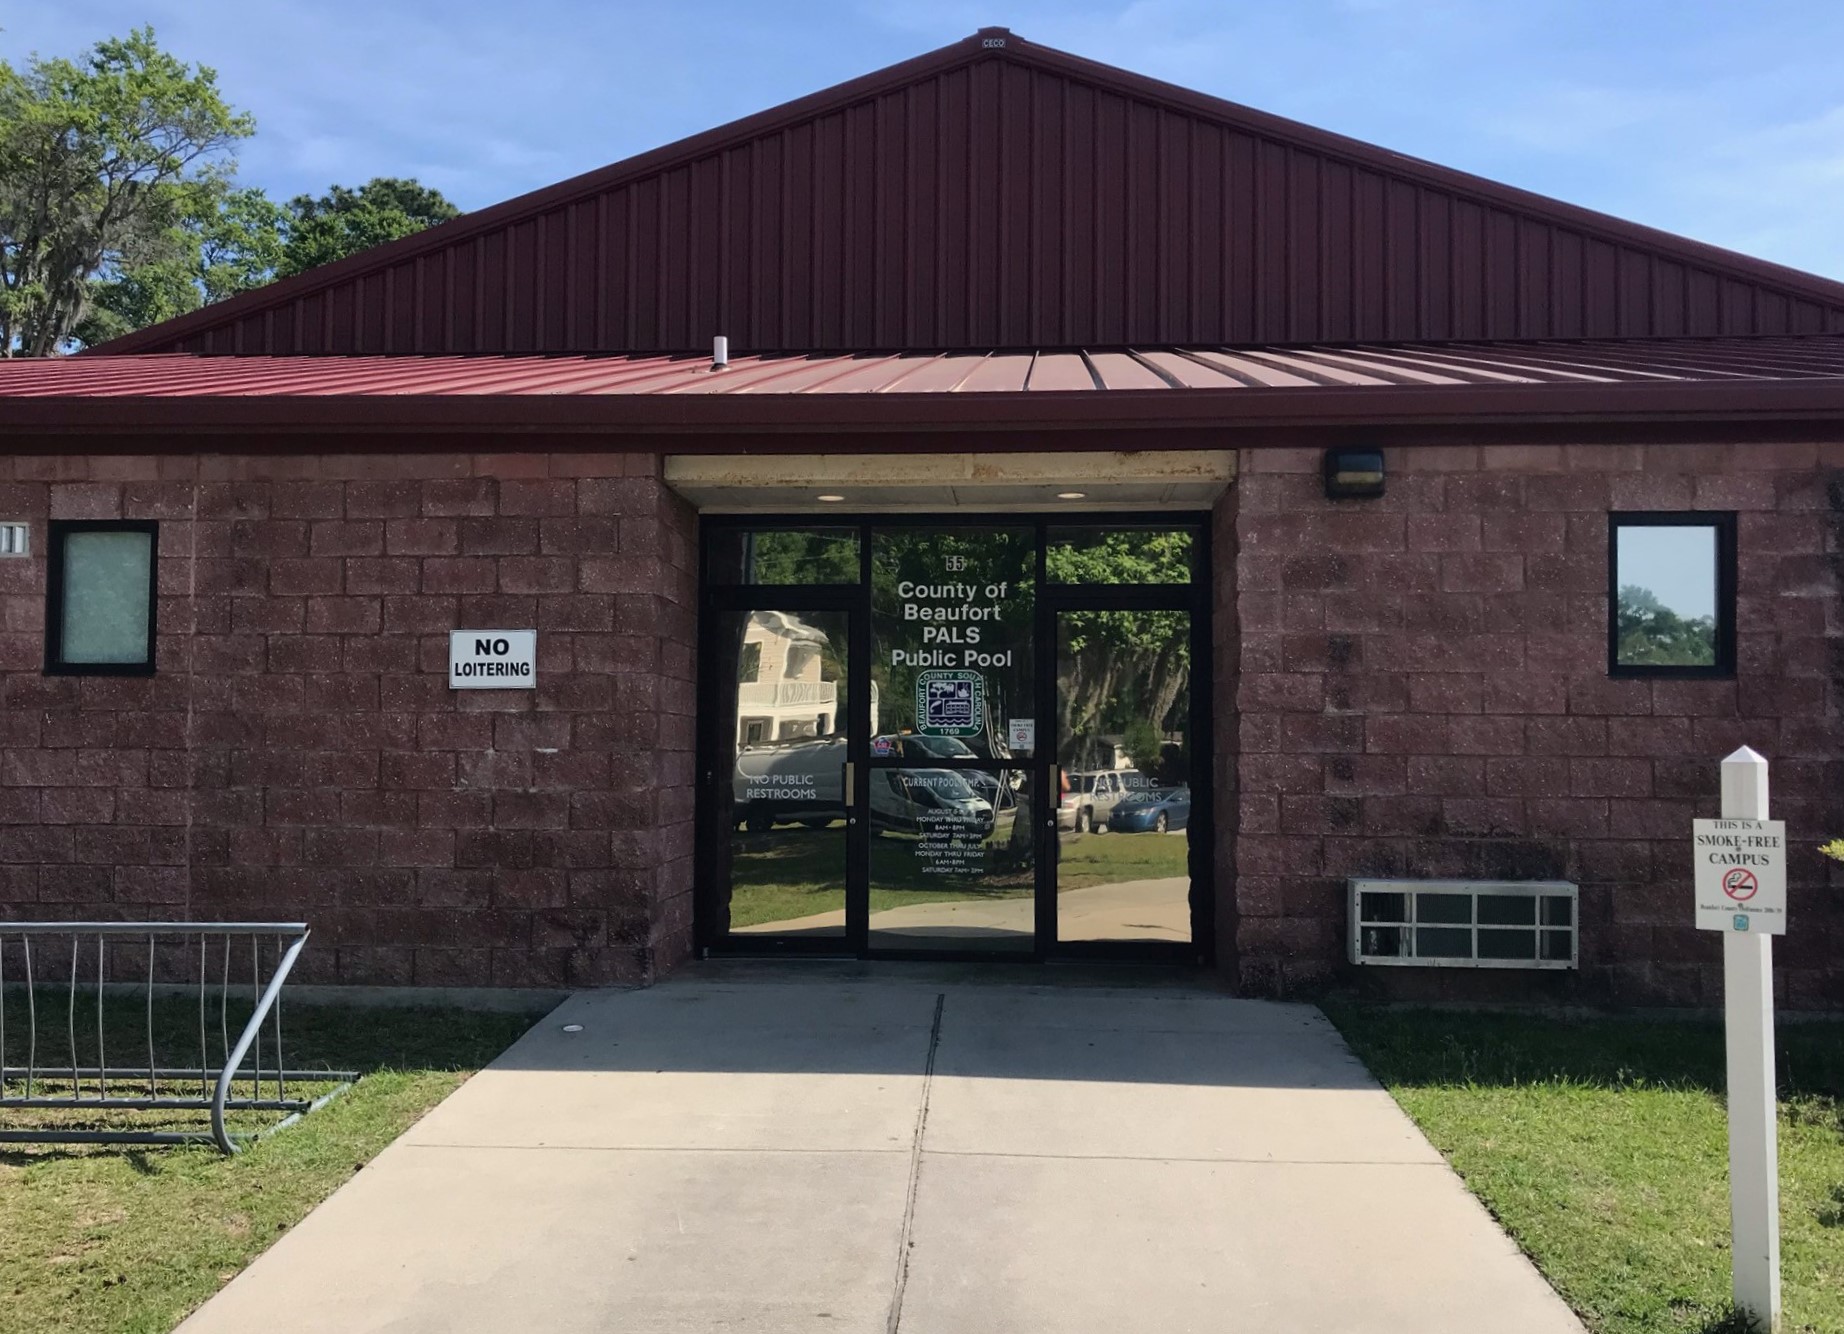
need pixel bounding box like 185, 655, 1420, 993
1616, 584, 1715, 666
743, 530, 859, 584
1050, 533, 1191, 774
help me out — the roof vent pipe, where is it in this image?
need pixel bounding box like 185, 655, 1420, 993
712, 335, 728, 371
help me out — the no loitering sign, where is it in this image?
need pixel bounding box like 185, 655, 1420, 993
449, 630, 537, 689
1692, 818, 1787, 934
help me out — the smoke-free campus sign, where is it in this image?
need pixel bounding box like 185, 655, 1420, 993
1692, 818, 1787, 934
449, 630, 537, 689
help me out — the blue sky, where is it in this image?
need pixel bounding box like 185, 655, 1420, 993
1618, 526, 1716, 620
12, 1, 1844, 280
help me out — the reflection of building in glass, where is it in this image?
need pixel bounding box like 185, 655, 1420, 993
736, 611, 837, 745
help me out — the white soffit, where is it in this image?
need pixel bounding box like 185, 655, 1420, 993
662, 451, 1235, 512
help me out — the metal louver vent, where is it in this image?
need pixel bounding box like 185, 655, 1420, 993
0, 523, 27, 556
1349, 879, 1579, 970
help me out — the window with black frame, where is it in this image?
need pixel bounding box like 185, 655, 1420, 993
46, 520, 158, 674
705, 527, 860, 586
1607, 512, 1735, 677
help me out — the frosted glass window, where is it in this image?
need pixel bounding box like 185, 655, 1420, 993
55, 527, 155, 668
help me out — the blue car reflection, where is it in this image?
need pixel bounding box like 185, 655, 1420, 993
1106, 786, 1191, 833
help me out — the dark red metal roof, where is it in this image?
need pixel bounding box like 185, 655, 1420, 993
7, 337, 1844, 442
90, 30, 1844, 358
16, 336, 1844, 397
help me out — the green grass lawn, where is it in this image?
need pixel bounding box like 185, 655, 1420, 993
1, 993, 545, 1334
727, 822, 1189, 928
1325, 1004, 1844, 1334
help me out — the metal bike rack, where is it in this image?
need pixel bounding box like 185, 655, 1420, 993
0, 923, 356, 1154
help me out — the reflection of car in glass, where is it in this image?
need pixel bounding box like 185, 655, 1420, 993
1057, 768, 1155, 833
1107, 786, 1192, 834
872, 733, 1015, 811
733, 738, 847, 832
875, 768, 994, 836
877, 732, 977, 760
732, 739, 993, 834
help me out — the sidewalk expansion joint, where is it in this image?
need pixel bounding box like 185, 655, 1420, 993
887, 991, 945, 1334
920, 1149, 1448, 1166
397, 1142, 913, 1155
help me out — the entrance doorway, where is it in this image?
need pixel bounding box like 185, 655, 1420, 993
694, 517, 1211, 962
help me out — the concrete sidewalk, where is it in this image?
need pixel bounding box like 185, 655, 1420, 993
179, 965, 1583, 1334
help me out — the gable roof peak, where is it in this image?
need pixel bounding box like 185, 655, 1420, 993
92, 29, 1844, 356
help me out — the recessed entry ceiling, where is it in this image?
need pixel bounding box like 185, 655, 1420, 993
662, 451, 1236, 513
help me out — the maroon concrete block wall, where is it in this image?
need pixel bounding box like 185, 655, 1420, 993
1229, 442, 1844, 1007
0, 450, 696, 988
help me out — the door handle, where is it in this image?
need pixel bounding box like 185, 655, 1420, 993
843, 761, 855, 808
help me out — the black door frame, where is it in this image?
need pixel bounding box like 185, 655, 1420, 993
693, 512, 1213, 965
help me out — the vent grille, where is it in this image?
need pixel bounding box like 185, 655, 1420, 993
1349, 879, 1578, 970
0, 523, 27, 556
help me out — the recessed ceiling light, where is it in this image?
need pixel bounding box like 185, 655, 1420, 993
1056, 491, 1087, 500
816, 493, 846, 502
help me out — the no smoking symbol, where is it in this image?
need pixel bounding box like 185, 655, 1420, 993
1722, 867, 1759, 902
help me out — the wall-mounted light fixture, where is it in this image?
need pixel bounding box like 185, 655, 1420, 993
1323, 448, 1385, 499
0, 522, 27, 556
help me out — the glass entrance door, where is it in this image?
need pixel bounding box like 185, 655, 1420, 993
863, 526, 1037, 954
696, 517, 1209, 962
708, 605, 857, 940
1052, 608, 1195, 946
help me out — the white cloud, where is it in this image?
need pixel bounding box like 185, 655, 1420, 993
1483, 84, 1694, 155
1668, 103, 1844, 276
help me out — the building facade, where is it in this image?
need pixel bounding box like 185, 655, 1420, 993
2, 30, 1841, 1004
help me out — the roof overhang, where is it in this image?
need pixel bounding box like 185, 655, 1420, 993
4, 340, 1843, 451
664, 450, 1236, 512
3, 380, 1843, 446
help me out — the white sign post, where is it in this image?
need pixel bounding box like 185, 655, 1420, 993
1695, 746, 1782, 1332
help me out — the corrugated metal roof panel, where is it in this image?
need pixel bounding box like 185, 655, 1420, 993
1023, 353, 1096, 391
6, 335, 1844, 401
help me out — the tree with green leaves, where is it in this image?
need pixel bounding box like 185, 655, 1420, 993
0, 27, 254, 355
280, 178, 459, 277
75, 181, 283, 346
1047, 531, 1193, 772
1615, 584, 1715, 667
